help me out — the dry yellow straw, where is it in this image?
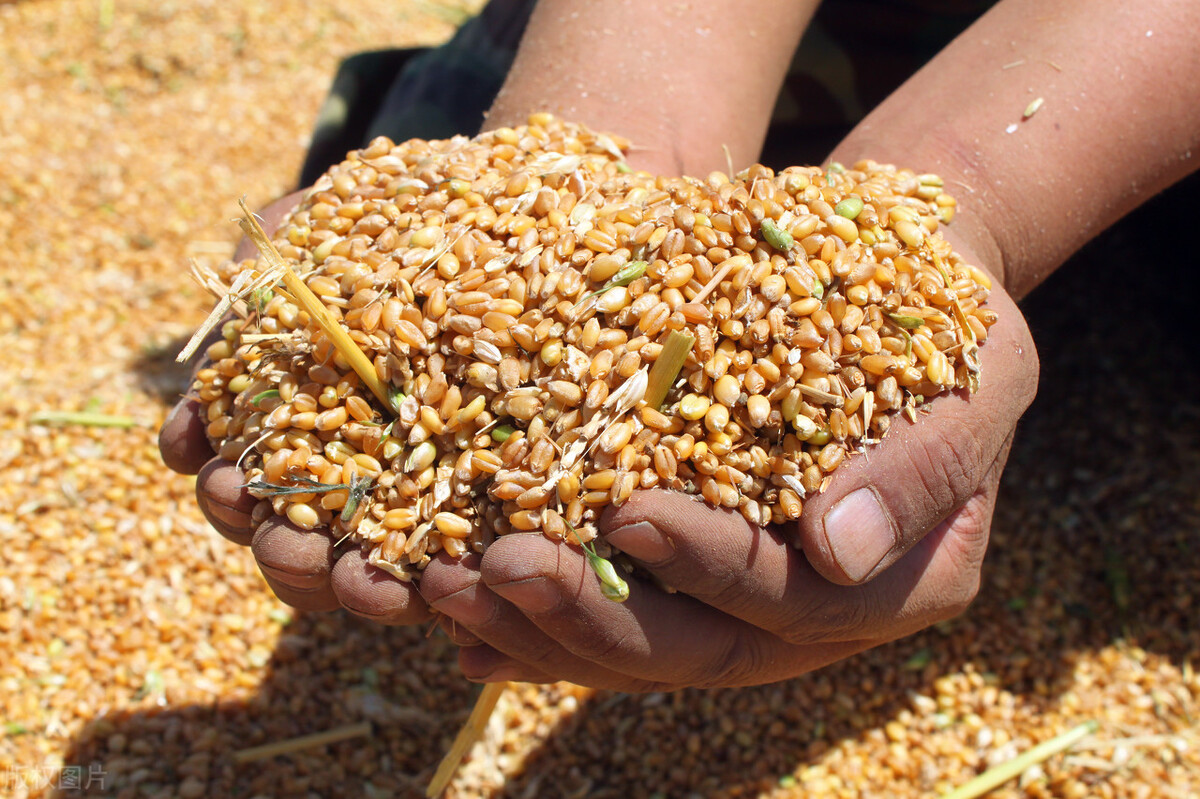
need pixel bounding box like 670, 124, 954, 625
940, 721, 1098, 799
426, 682, 508, 797
233, 721, 372, 764
30, 411, 140, 428
237, 199, 394, 411
643, 330, 695, 409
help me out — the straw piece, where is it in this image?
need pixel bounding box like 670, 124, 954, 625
237, 199, 394, 411
643, 330, 694, 409
426, 682, 508, 798
29, 411, 140, 428
940, 721, 1098, 799
232, 721, 372, 764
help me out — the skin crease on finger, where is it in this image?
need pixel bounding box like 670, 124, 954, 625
250, 517, 341, 612
194, 460, 258, 546
329, 548, 431, 626
420, 552, 670, 691
157, 399, 216, 475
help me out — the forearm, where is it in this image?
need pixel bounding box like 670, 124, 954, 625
484, 0, 818, 176
829, 0, 1200, 298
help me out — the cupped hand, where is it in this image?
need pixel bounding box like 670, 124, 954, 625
419, 243, 1038, 691
157, 191, 430, 625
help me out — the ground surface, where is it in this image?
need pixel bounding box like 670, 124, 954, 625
0, 1, 1197, 797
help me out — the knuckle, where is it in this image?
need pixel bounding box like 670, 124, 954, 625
619, 678, 676, 694
511, 637, 567, 671
893, 417, 990, 533
567, 625, 636, 664
692, 566, 753, 611
775, 591, 878, 645
693, 627, 767, 688
944, 578, 980, 619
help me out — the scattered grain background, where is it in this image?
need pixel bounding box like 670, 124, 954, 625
0, 1, 1196, 797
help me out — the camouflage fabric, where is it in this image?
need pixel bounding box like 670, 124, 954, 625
299, 0, 995, 185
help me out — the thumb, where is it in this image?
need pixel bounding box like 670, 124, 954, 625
793, 287, 1037, 585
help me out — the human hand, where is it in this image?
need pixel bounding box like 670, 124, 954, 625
418, 238, 1038, 691
157, 191, 431, 624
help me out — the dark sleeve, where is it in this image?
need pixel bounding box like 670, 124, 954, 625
298, 0, 535, 187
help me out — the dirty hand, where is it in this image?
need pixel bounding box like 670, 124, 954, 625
418, 238, 1037, 691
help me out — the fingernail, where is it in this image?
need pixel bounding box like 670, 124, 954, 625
430, 583, 496, 626
490, 576, 561, 614
823, 487, 896, 582
604, 521, 675, 566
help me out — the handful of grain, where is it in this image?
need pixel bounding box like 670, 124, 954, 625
186, 113, 994, 585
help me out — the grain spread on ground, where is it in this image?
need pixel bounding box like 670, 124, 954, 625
7, 3, 1197, 796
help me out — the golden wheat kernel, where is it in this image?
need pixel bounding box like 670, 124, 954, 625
892, 219, 925, 249
706, 432, 732, 457
909, 332, 936, 363
846, 284, 870, 306
670, 433, 696, 461
791, 413, 819, 441
281, 410, 313, 430
608, 470, 637, 505
678, 393, 711, 420
318, 439, 352, 466
226, 371, 255, 395
775, 488, 802, 519
800, 349, 837, 375
925, 350, 953, 386
411, 464, 436, 491
662, 260, 695, 289
826, 214, 859, 244
203, 337, 234, 362
569, 486, 608, 508
316, 384, 339, 408
789, 296, 823, 319
829, 408, 851, 440
373, 527, 409, 564
506, 395, 543, 422
704, 375, 736, 409
719, 318, 745, 338
598, 422, 635, 455
753, 273, 785, 304
348, 453, 382, 477
539, 339, 565, 367
974, 308, 999, 330
285, 502, 320, 531
711, 483, 736, 509
878, 334, 908, 356
817, 442, 846, 473
746, 395, 771, 428
429, 513, 470, 537
704, 403, 731, 433
469, 450, 502, 476
496, 507, 537, 531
